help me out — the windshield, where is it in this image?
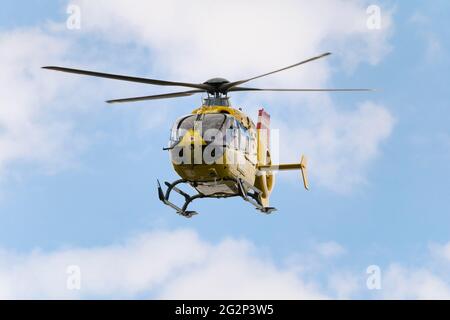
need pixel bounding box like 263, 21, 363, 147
200, 114, 227, 132
170, 113, 228, 142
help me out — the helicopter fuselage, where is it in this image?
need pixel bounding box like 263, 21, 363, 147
169, 105, 260, 198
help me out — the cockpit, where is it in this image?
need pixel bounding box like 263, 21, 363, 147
170, 113, 256, 156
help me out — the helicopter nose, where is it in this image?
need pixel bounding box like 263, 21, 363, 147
177, 129, 206, 147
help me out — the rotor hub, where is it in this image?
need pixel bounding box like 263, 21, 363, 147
204, 77, 230, 86
203, 78, 230, 95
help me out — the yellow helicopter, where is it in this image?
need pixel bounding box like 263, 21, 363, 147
43, 52, 371, 217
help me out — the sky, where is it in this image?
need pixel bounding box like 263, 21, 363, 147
0, 0, 449, 299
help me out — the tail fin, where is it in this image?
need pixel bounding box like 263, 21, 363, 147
256, 108, 271, 165
300, 155, 309, 190
255, 108, 274, 207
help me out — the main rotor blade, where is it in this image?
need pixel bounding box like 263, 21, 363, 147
220, 52, 332, 92
42, 66, 213, 91
106, 90, 205, 104
229, 87, 374, 92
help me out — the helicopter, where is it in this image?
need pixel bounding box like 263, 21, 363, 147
43, 52, 371, 217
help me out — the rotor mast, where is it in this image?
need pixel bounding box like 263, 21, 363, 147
203, 77, 231, 107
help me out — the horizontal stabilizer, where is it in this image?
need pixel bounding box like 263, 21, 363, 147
258, 155, 309, 190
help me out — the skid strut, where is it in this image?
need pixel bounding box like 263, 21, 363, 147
236, 178, 277, 214
157, 179, 207, 218
157, 178, 276, 217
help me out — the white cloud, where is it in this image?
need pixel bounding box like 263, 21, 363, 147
316, 241, 346, 258
381, 265, 450, 300
0, 29, 88, 180
0, 27, 158, 183
74, 0, 392, 80
160, 239, 326, 300
409, 11, 445, 63
374, 242, 450, 300
328, 271, 360, 299
430, 242, 450, 263
0, 229, 327, 299
275, 101, 394, 192
1, 229, 450, 299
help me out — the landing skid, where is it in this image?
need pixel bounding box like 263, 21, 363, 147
157, 178, 277, 218
235, 178, 277, 215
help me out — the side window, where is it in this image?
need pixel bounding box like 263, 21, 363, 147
239, 122, 250, 153
225, 118, 237, 150
249, 130, 256, 156
233, 119, 240, 150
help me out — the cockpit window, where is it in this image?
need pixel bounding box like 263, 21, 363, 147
171, 115, 195, 141
178, 115, 196, 130
200, 114, 227, 132
171, 113, 227, 142
170, 113, 255, 159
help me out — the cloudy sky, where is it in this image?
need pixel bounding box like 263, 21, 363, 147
0, 0, 449, 299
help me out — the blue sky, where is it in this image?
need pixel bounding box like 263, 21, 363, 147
0, 0, 449, 299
